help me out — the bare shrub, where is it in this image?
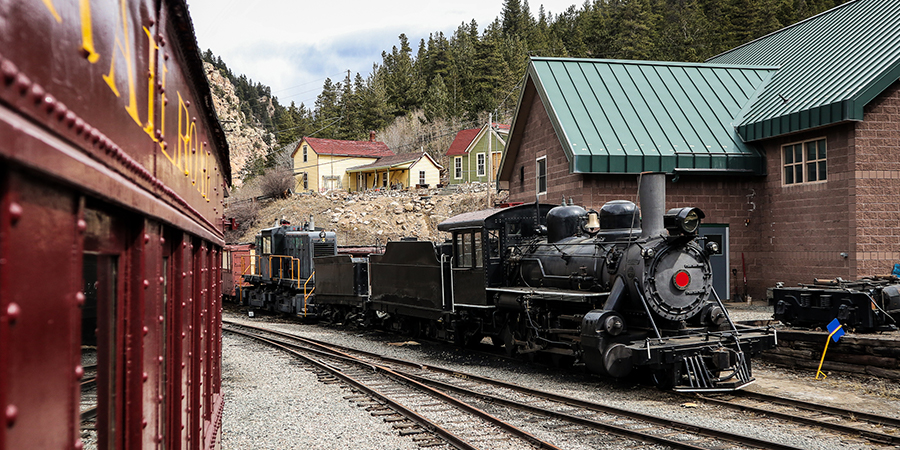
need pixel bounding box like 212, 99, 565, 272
224, 199, 260, 244
258, 166, 294, 199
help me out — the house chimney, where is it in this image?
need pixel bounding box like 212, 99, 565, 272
369, 130, 376, 142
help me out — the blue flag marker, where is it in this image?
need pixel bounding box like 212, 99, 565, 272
827, 318, 845, 343
816, 318, 845, 379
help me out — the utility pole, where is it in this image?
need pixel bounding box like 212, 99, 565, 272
487, 112, 492, 208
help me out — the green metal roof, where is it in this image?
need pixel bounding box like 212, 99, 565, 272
525, 57, 777, 174
707, 0, 900, 141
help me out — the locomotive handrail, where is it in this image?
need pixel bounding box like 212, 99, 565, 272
303, 272, 315, 317
269, 255, 301, 282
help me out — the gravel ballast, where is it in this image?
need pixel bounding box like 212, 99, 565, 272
220, 304, 900, 449
221, 333, 421, 450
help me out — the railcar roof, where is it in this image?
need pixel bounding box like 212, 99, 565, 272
438, 203, 555, 231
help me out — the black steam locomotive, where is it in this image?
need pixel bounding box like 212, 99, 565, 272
312, 174, 777, 391
771, 277, 900, 332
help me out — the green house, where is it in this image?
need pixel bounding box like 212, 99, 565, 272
445, 123, 510, 185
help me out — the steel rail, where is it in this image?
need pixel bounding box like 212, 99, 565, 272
400, 370, 801, 450
223, 320, 800, 450
225, 325, 562, 450
695, 393, 900, 445
80, 406, 98, 423
403, 371, 714, 450
735, 390, 900, 428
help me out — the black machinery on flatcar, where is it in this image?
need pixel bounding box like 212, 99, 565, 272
771, 277, 900, 331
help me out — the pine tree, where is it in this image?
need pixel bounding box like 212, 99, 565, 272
502, 0, 527, 38
423, 74, 450, 122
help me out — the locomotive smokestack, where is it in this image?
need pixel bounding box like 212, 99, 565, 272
639, 173, 666, 239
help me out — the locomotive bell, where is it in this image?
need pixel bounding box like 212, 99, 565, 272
584, 211, 601, 234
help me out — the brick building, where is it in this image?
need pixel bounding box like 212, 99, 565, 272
497, 0, 900, 300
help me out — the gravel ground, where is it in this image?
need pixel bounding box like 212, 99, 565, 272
221, 334, 421, 450
221, 302, 900, 449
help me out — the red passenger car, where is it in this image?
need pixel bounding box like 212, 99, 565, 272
0, 1, 229, 449
223, 243, 254, 304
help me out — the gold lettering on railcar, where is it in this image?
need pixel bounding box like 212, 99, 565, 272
42, 0, 61, 23
176, 92, 195, 176
143, 26, 158, 137
80, 0, 99, 63
43, 0, 216, 201
102, 0, 141, 127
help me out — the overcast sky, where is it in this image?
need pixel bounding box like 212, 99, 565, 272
185, 0, 577, 108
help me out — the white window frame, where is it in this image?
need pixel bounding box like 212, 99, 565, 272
476, 153, 486, 177
536, 156, 547, 196
454, 156, 462, 179
302, 145, 308, 162
419, 170, 426, 185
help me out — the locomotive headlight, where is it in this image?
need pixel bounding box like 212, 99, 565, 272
319, 230, 327, 239
640, 247, 656, 259
664, 207, 705, 235
705, 241, 719, 254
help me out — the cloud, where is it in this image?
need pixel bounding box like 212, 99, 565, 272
187, 0, 578, 101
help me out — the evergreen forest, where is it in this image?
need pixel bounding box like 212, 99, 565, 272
202, 0, 847, 181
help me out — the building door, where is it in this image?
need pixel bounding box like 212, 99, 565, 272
699, 224, 730, 301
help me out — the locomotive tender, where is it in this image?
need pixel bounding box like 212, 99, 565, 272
313, 173, 777, 391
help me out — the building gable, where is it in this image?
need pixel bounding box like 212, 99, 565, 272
447, 124, 509, 184
499, 57, 776, 181
708, 0, 900, 141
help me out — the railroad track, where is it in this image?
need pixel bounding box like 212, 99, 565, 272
81, 363, 99, 425
225, 321, 561, 450
225, 320, 809, 449
692, 390, 900, 446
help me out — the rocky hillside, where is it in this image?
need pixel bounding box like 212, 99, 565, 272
235, 184, 507, 246
205, 62, 274, 187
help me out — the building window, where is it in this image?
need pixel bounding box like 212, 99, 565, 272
301, 173, 308, 190
454, 157, 462, 179
519, 166, 524, 186
783, 138, 826, 185
323, 176, 340, 191
419, 170, 426, 186
536, 156, 547, 195
382, 172, 388, 188
302, 145, 308, 162
477, 153, 486, 177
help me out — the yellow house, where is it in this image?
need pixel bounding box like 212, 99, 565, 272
346, 152, 443, 191
291, 135, 394, 192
